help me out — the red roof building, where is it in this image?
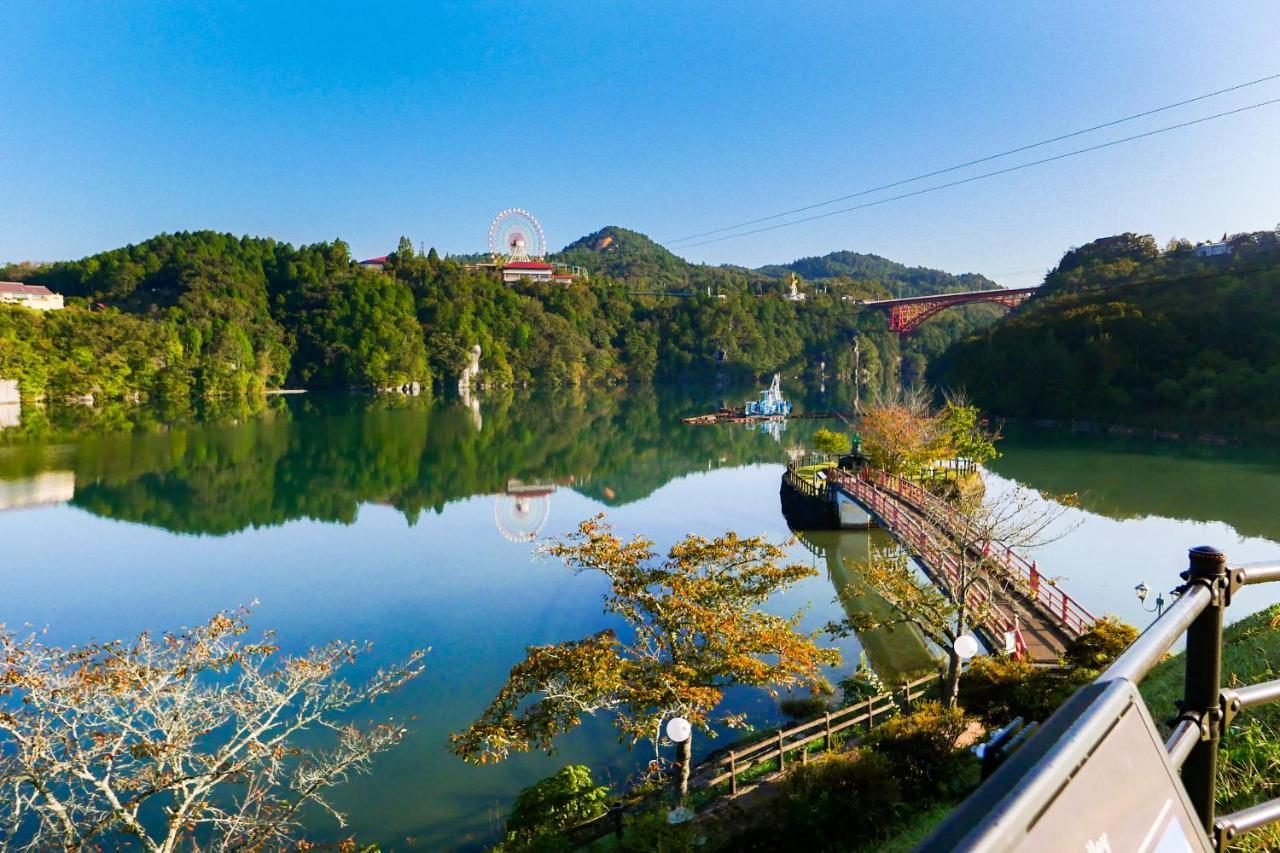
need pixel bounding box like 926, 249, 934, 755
501, 261, 556, 283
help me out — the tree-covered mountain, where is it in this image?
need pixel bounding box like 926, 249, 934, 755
929, 227, 1280, 426
555, 227, 998, 300
758, 250, 999, 297
554, 226, 698, 284
1, 227, 1007, 405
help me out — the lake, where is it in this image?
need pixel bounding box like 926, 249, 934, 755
2, 384, 1279, 849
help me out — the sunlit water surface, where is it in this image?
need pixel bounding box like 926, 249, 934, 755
2, 386, 1278, 849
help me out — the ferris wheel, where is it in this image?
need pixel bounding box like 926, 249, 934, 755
493, 490, 552, 543
488, 208, 546, 262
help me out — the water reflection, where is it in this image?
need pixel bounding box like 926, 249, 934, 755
991, 423, 1280, 544
0, 470, 74, 511
792, 527, 938, 682
494, 482, 556, 542
0, 384, 842, 537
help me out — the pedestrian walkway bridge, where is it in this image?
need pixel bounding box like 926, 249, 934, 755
820, 466, 1095, 664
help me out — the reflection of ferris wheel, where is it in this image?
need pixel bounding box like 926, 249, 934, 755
488, 208, 546, 262
494, 488, 552, 543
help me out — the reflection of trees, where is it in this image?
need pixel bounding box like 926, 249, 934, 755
6, 383, 852, 536
989, 425, 1280, 543
792, 528, 937, 683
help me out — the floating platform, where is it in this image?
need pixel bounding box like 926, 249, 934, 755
682, 410, 838, 425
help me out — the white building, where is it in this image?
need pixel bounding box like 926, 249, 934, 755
1194, 234, 1233, 258
0, 282, 64, 310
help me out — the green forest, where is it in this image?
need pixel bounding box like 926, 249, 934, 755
0, 227, 996, 403
930, 228, 1280, 426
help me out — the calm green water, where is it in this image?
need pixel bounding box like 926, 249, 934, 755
2, 387, 1279, 849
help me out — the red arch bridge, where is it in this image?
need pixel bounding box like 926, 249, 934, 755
860, 286, 1038, 334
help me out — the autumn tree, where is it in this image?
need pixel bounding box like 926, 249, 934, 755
831, 484, 1076, 707
857, 387, 949, 478
452, 516, 841, 801
858, 388, 999, 479
0, 607, 425, 851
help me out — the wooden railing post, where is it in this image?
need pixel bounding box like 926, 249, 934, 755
729, 751, 738, 797
824, 711, 832, 751
777, 730, 786, 772
611, 802, 624, 839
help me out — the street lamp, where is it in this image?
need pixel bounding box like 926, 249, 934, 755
1134, 582, 1165, 617
665, 717, 694, 825
953, 633, 980, 661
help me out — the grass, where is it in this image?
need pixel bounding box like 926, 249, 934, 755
857, 801, 959, 852
1140, 602, 1280, 852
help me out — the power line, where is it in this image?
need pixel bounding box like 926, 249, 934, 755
664, 72, 1280, 246
673, 97, 1280, 250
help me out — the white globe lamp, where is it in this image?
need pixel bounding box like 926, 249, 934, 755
953, 634, 980, 661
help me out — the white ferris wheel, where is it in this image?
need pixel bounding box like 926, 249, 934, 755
488, 208, 546, 262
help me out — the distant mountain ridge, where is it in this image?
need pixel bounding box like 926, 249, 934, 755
759, 251, 999, 297
554, 225, 998, 298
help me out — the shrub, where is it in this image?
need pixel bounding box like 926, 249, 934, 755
616, 809, 699, 853
812, 427, 852, 457
960, 617, 1138, 726
863, 702, 976, 801
726, 752, 903, 851
1062, 616, 1137, 670
496, 765, 610, 851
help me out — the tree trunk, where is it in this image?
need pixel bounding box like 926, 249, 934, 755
943, 649, 962, 709
676, 735, 692, 805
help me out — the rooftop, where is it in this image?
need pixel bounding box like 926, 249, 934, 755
0, 282, 54, 296
503, 261, 555, 270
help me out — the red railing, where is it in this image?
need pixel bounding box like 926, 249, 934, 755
864, 470, 1096, 637
827, 467, 1095, 639
824, 468, 1025, 648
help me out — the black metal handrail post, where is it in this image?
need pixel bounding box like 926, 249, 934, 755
1182, 545, 1228, 832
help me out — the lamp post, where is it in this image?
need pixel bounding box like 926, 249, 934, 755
1134, 581, 1166, 618
666, 716, 694, 824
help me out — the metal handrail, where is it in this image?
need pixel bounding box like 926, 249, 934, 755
924, 548, 1280, 851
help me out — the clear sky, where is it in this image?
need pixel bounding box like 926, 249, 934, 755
3, 1, 1279, 285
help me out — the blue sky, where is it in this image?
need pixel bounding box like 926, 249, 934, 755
2, 1, 1278, 285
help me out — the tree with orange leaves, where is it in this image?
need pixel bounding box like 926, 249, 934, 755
451, 515, 840, 801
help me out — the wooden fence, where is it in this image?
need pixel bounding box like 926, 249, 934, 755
692, 671, 940, 796
782, 456, 830, 500
558, 671, 940, 847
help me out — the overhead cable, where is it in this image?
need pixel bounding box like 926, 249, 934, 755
664, 73, 1280, 246
673, 97, 1280, 250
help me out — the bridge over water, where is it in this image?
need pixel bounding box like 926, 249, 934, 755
790, 463, 1095, 664
860, 286, 1038, 334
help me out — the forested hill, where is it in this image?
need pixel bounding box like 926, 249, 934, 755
1, 228, 1001, 405
555, 226, 698, 284
929, 228, 1280, 426
555, 226, 997, 299
758, 250, 999, 297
